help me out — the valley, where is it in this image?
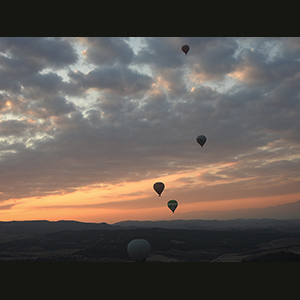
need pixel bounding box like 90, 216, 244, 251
0, 220, 300, 261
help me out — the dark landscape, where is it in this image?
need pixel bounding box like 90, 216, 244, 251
1, 219, 300, 262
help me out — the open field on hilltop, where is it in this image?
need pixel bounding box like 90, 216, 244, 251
0, 224, 300, 261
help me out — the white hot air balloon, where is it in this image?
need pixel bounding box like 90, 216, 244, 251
127, 239, 151, 262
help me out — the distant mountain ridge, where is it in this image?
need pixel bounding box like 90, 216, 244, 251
0, 200, 299, 235
114, 200, 300, 230
0, 218, 300, 236
0, 220, 112, 236
113, 218, 300, 231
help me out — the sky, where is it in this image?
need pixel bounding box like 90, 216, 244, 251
0, 37, 300, 223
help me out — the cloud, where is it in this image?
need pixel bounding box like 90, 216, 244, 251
230, 48, 300, 87
0, 203, 15, 210
0, 37, 78, 70
0, 37, 299, 212
79, 37, 134, 66
0, 119, 28, 136
68, 65, 153, 96
187, 37, 239, 82
0, 37, 78, 96
22, 72, 65, 99
135, 37, 185, 69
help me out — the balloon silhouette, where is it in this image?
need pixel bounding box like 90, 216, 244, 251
167, 200, 178, 214
153, 182, 165, 197
196, 135, 207, 148
181, 45, 190, 55
127, 239, 151, 262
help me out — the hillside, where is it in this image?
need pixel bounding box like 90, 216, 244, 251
0, 226, 299, 262
1, 218, 300, 237
0, 220, 112, 236
114, 218, 300, 231
0, 219, 299, 261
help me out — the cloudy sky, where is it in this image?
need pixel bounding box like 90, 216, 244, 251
0, 37, 299, 223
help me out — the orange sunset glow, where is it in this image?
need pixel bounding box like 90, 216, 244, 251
0, 37, 300, 224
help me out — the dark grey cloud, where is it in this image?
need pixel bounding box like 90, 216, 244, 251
68, 65, 153, 96
29, 96, 77, 119
79, 37, 134, 66
0, 119, 28, 136
0, 37, 78, 96
0, 37, 299, 206
278, 37, 300, 60
0, 37, 78, 70
188, 37, 239, 80
22, 72, 65, 99
135, 37, 240, 82
135, 37, 185, 69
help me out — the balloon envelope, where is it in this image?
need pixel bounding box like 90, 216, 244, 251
181, 45, 190, 55
127, 239, 151, 262
196, 135, 207, 148
153, 182, 165, 197
167, 200, 178, 214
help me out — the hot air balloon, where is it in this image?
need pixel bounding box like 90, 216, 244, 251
167, 200, 178, 214
153, 182, 165, 197
181, 45, 190, 55
127, 239, 151, 262
196, 135, 207, 148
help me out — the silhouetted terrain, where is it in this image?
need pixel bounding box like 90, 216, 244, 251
0, 220, 112, 236
114, 218, 300, 231
0, 219, 300, 261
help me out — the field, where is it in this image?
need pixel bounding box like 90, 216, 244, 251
0, 222, 300, 261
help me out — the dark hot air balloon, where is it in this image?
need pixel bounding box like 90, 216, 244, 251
196, 135, 207, 148
167, 200, 178, 214
181, 45, 190, 55
153, 182, 165, 197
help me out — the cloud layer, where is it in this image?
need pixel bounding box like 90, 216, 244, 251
0, 37, 299, 212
